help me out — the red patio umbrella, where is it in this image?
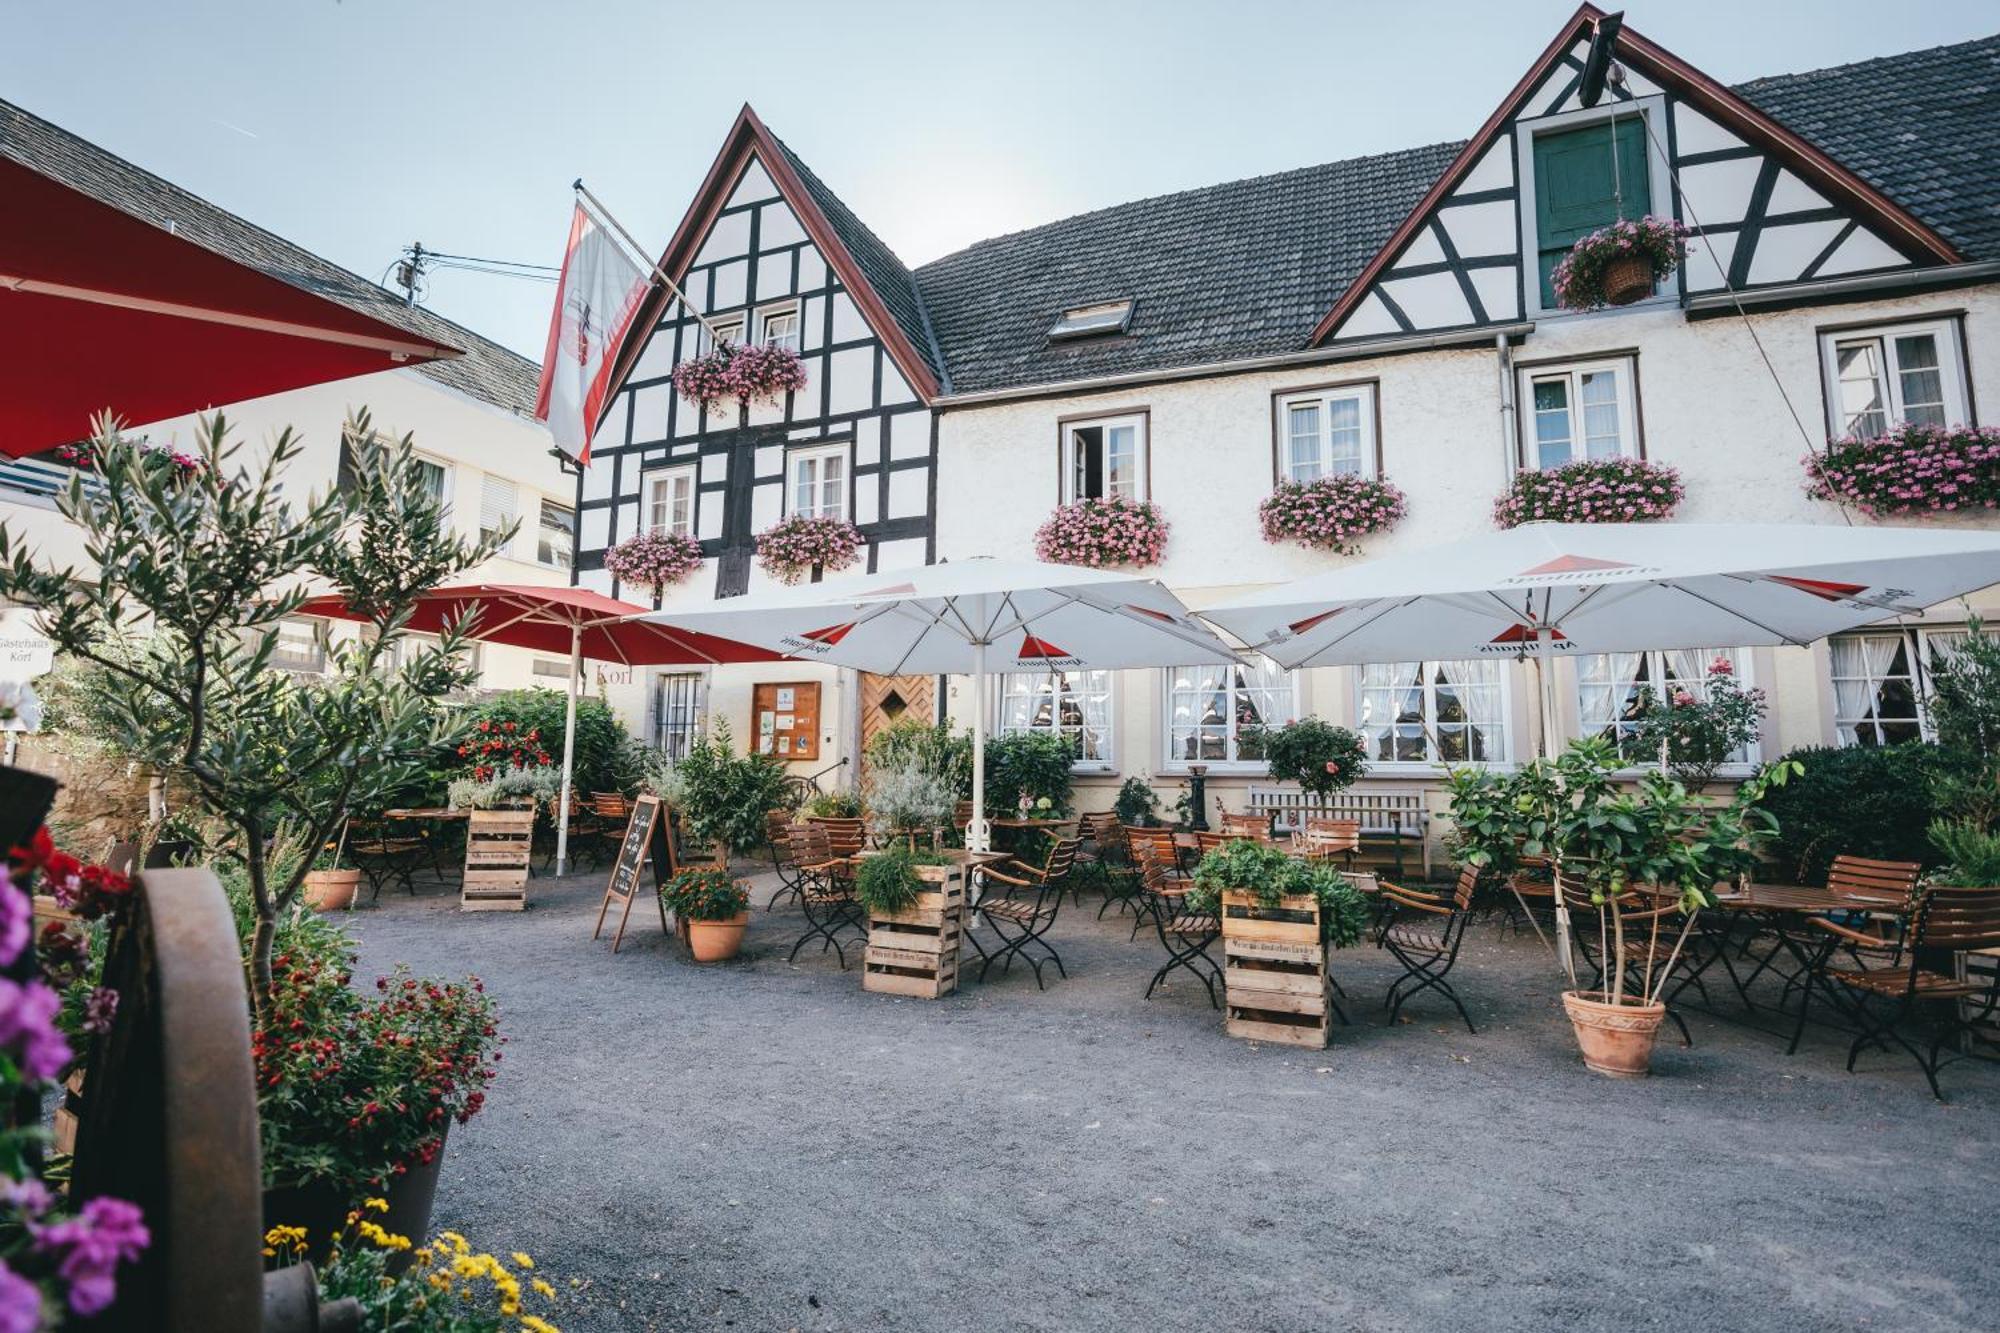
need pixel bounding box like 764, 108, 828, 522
0, 155, 464, 456
297, 583, 785, 872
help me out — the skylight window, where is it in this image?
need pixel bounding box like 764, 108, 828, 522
1048, 300, 1135, 341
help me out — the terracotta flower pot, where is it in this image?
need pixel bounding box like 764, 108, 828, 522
687, 911, 750, 962
303, 868, 361, 912
1602, 254, 1657, 306
1562, 989, 1666, 1077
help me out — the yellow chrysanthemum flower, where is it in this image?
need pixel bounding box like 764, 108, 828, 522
512, 1252, 535, 1270
501, 1298, 522, 1316
437, 1231, 471, 1255
519, 1317, 562, 1333
364, 1197, 390, 1213
531, 1278, 556, 1300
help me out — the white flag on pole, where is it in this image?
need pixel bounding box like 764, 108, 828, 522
534, 202, 649, 465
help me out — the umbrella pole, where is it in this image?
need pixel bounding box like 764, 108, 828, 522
555, 625, 582, 877
969, 640, 990, 858
1535, 632, 1578, 986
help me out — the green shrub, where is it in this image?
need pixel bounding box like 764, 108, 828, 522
660, 866, 748, 922
804, 786, 865, 819
1250, 717, 1368, 801
1924, 620, 2000, 829
1754, 744, 1944, 884
853, 846, 948, 916
864, 718, 973, 797
675, 720, 792, 853
1186, 839, 1371, 947
983, 731, 1075, 815
1113, 777, 1159, 826
452, 689, 636, 796
1929, 820, 2000, 888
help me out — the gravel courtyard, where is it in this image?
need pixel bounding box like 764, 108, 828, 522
347, 865, 2000, 1333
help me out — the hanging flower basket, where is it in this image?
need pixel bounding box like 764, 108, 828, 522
1258, 475, 1408, 554
1803, 422, 2000, 517
1551, 216, 1692, 312
671, 342, 809, 410
1033, 496, 1169, 568
1492, 457, 1684, 528
755, 514, 864, 584
602, 530, 705, 595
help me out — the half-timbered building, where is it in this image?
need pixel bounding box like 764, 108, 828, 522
583, 4, 2000, 825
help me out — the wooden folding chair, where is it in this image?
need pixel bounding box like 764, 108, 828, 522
968, 837, 1079, 989
1376, 867, 1481, 1033
783, 823, 865, 968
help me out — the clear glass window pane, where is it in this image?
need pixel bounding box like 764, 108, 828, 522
538, 502, 575, 569
1532, 378, 1574, 469
1002, 669, 1112, 762
1326, 396, 1364, 475
1892, 333, 1945, 426
820, 455, 844, 519
1106, 425, 1137, 500
1579, 370, 1623, 458
1287, 404, 1322, 483
762, 310, 800, 351
1835, 340, 1889, 437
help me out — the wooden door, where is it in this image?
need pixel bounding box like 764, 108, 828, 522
858, 673, 936, 775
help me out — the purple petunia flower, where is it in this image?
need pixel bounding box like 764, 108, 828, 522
34, 1197, 150, 1317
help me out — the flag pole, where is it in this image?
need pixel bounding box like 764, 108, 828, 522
572, 179, 727, 345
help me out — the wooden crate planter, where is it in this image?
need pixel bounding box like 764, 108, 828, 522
1221, 889, 1330, 1048
462, 809, 534, 911
863, 858, 967, 999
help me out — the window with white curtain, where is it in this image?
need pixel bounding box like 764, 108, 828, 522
1521, 358, 1638, 469
1829, 627, 1978, 747
788, 443, 848, 520
1164, 660, 1297, 768
645, 466, 697, 537
1278, 384, 1376, 483
756, 303, 801, 352
537, 500, 574, 570
1818, 319, 1968, 438
654, 671, 707, 761
1357, 660, 1509, 765
999, 669, 1113, 766
1576, 648, 1754, 764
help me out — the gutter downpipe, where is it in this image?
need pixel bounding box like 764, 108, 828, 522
1495, 332, 1517, 480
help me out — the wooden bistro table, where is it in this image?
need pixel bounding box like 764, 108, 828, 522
1694, 881, 1906, 1050
383, 807, 470, 881
989, 816, 1078, 857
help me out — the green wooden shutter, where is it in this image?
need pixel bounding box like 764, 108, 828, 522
1533, 118, 1651, 305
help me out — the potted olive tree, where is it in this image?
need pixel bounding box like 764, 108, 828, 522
662, 866, 751, 962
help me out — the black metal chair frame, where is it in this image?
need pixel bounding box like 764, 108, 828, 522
1139, 861, 1219, 1009
966, 838, 1077, 990
1375, 870, 1480, 1034
348, 822, 427, 899
783, 830, 866, 969
765, 812, 807, 911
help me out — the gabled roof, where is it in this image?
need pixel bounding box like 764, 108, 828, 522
0, 96, 542, 418
908, 18, 1996, 396
601, 105, 944, 410
1308, 3, 1964, 345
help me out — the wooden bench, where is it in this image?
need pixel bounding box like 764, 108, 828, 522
1246, 786, 1431, 878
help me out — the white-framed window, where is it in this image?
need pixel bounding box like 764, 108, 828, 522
1163, 659, 1297, 769
1829, 627, 1980, 747
1576, 648, 1757, 766
1278, 384, 1376, 483
999, 668, 1114, 767
787, 442, 848, 521
1818, 319, 1969, 438
1060, 413, 1147, 502
755, 302, 801, 352
479, 475, 518, 547
644, 465, 698, 538
654, 671, 707, 761
1357, 659, 1510, 766
699, 316, 745, 353
412, 454, 449, 507
1521, 358, 1639, 470
270, 618, 327, 674
536, 499, 574, 570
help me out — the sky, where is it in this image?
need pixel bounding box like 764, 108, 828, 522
6, 1, 1996, 360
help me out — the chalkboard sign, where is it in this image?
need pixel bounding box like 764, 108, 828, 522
591, 794, 679, 953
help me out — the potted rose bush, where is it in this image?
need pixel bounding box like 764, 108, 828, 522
755, 513, 864, 584
1248, 716, 1368, 810
1493, 457, 1683, 527
1034, 496, 1168, 568
1259, 474, 1407, 554
1803, 422, 2000, 517
1551, 215, 1691, 310
661, 866, 750, 962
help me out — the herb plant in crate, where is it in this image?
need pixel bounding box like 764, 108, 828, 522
661, 866, 751, 962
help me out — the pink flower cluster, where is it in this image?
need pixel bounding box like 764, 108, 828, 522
1033, 496, 1169, 568
53, 439, 207, 478
1552, 215, 1692, 311
1259, 474, 1407, 554
756, 513, 864, 584
1803, 422, 2000, 517
1493, 457, 1684, 528
602, 530, 704, 594
670, 342, 810, 409
32, 1197, 150, 1316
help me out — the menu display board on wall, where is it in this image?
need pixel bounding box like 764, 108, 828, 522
752, 681, 820, 760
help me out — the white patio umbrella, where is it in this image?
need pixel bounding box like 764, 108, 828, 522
643, 558, 1243, 852
1200, 520, 2000, 963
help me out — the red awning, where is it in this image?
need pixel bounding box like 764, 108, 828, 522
294, 584, 785, 667
0, 156, 464, 457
